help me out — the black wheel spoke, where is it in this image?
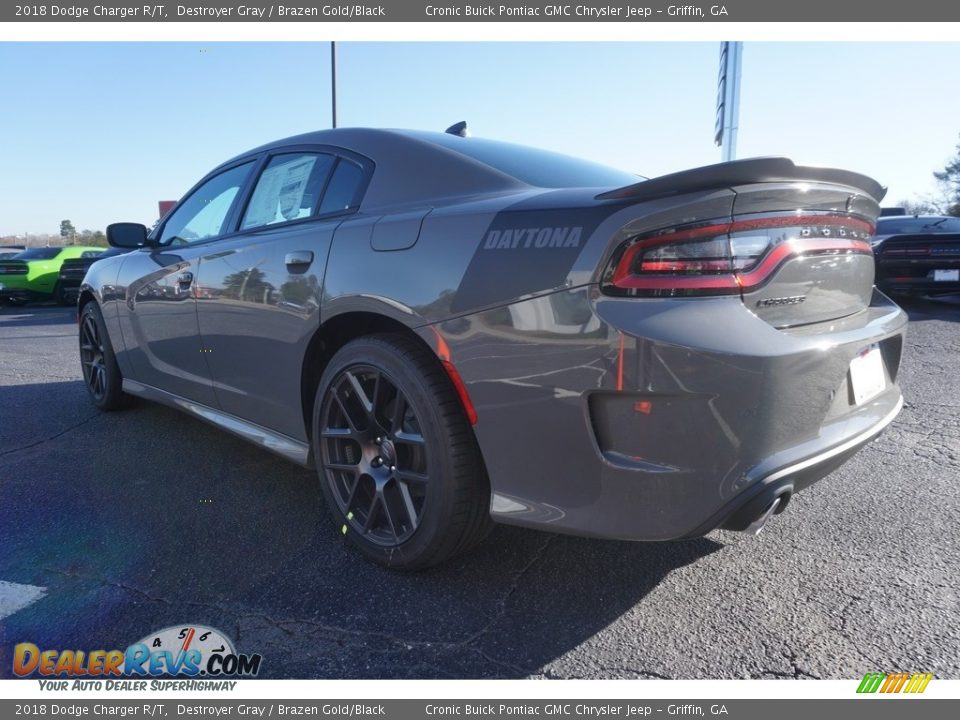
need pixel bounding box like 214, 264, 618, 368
380, 490, 402, 540
396, 468, 428, 485
345, 475, 363, 510
396, 481, 420, 530
326, 462, 359, 475
393, 430, 425, 446
362, 495, 381, 533
320, 362, 431, 548
389, 392, 406, 435
84, 317, 100, 349
345, 370, 374, 415
369, 372, 383, 419
333, 391, 364, 433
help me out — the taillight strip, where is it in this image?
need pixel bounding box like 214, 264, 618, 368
731, 214, 874, 234
610, 214, 874, 294
735, 237, 872, 292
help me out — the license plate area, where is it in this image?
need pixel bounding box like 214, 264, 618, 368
849, 344, 886, 405
934, 269, 959, 281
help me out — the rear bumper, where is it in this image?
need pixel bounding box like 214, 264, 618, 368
877, 259, 960, 295
432, 286, 907, 541
680, 393, 901, 537
58, 279, 82, 303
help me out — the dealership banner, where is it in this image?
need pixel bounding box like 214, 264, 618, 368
1, 700, 959, 719
5, 0, 960, 22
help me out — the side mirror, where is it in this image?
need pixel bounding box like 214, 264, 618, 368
106, 222, 150, 249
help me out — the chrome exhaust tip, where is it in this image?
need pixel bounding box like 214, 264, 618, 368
745, 496, 782, 536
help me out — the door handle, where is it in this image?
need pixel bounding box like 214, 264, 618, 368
177, 271, 194, 286
285, 251, 314, 270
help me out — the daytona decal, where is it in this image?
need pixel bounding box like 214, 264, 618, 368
482, 226, 583, 250
451, 208, 608, 313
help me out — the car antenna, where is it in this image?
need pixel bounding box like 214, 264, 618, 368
445, 121, 470, 138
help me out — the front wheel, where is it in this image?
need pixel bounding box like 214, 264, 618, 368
312, 334, 491, 570
79, 302, 132, 411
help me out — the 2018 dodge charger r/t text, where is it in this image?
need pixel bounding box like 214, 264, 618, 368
79, 128, 907, 569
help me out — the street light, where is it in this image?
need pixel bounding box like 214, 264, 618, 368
331, 41, 338, 129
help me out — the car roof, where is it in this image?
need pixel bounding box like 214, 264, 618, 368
214, 127, 526, 210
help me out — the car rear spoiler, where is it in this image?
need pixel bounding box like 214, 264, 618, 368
596, 157, 886, 204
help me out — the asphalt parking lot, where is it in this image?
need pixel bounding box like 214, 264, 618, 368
0, 298, 958, 680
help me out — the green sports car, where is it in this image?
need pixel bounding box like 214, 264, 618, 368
0, 246, 105, 305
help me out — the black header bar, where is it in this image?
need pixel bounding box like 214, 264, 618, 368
3, 0, 958, 23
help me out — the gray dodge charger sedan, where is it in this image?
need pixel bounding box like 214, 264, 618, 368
79, 127, 907, 569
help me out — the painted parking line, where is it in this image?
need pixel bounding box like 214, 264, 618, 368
0, 580, 46, 621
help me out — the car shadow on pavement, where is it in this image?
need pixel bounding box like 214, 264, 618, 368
0, 303, 75, 328
0, 379, 724, 681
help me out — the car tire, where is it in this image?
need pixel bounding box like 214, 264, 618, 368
54, 282, 69, 306
79, 302, 132, 411
312, 334, 492, 570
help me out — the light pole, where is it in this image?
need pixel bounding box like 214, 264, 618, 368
331, 42, 338, 129
715, 41, 743, 163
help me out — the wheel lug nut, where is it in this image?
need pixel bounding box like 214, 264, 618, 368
375, 436, 382, 444
390, 465, 396, 472
371, 457, 382, 467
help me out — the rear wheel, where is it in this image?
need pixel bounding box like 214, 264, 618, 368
312, 334, 491, 570
54, 282, 69, 306
79, 302, 132, 411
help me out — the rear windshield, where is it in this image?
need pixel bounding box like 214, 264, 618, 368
877, 217, 960, 234
408, 132, 641, 189
14, 247, 62, 260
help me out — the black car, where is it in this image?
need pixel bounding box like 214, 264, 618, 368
58, 247, 123, 304
872, 215, 960, 296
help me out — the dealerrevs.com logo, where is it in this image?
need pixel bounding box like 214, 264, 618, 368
13, 625, 262, 688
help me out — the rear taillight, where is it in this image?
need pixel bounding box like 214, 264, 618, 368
606, 214, 874, 297
883, 246, 930, 256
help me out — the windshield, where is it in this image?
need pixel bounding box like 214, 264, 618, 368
407, 132, 641, 189
876, 217, 960, 234
14, 247, 62, 260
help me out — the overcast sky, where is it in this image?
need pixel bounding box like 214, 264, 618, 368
1, 41, 958, 235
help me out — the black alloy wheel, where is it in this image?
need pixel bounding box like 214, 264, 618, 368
79, 309, 107, 401
313, 334, 491, 570
78, 302, 131, 411
320, 364, 429, 546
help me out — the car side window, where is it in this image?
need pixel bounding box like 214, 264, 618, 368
318, 159, 365, 216
159, 161, 255, 246
240, 153, 335, 231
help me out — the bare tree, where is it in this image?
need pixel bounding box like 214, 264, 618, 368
933, 135, 960, 216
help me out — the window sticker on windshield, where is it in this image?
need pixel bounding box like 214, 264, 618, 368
244, 156, 317, 229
